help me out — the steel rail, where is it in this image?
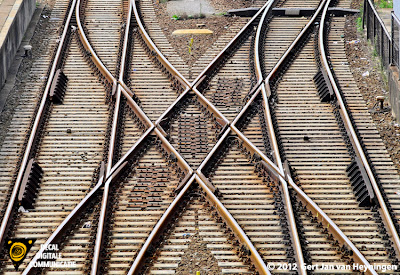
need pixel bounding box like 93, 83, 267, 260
120, 86, 153, 128
196, 118, 374, 274
254, 2, 305, 272
254, 0, 275, 82
92, 4, 135, 273
192, 87, 229, 126
126, 173, 271, 275
256, 87, 307, 275
126, 174, 196, 275
19, 0, 195, 272
123, 3, 280, 272
255, 0, 376, 269
0, 0, 77, 247
319, 0, 400, 257
20, 2, 370, 275
25, 2, 288, 273
191, 0, 273, 88
20, 2, 309, 274
131, 0, 190, 89
75, 0, 118, 93
154, 128, 193, 174
247, 0, 377, 270
74, 0, 193, 177
231, 84, 263, 125
90, 0, 197, 263
91, 123, 194, 275
232, 128, 377, 275
195, 174, 271, 275
21, 126, 152, 274
21, 169, 107, 275
264, 0, 327, 86
195, 0, 376, 271
106, 2, 134, 176
154, 87, 191, 126
91, 126, 193, 273
91, 176, 111, 274
119, 80, 134, 98
107, 85, 122, 175
285, 175, 377, 275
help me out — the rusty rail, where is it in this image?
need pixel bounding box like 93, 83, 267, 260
195, 0, 378, 271
75, 0, 117, 91
123, 2, 284, 273
319, 0, 400, 258
191, 0, 272, 89
20, 3, 195, 264
16, 0, 379, 273
0, 0, 77, 248
91, 3, 134, 273
195, 174, 270, 275
88, 0, 196, 271
126, 173, 271, 275
254, 1, 307, 272
126, 175, 197, 275
230, 127, 377, 275
251, 0, 378, 271
106, 2, 134, 176
193, 87, 229, 126
285, 175, 377, 275
131, 0, 190, 89
254, 0, 275, 81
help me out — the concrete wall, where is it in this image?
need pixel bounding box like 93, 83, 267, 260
0, 0, 36, 88
388, 66, 400, 121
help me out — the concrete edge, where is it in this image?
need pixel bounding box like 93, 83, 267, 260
0, 0, 36, 88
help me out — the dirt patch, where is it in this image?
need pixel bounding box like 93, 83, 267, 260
345, 0, 400, 172
153, 0, 252, 67
175, 232, 222, 275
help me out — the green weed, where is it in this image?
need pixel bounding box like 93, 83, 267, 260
378, 0, 393, 8
357, 16, 363, 32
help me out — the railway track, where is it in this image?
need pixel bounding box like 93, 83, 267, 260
0, 0, 399, 274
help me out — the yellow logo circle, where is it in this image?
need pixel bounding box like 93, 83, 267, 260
9, 242, 27, 262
